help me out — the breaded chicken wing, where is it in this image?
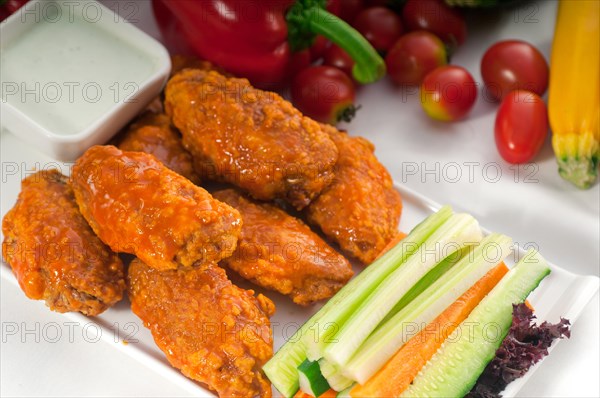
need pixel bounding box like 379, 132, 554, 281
128, 259, 274, 398
2, 170, 125, 315
214, 189, 353, 306
117, 112, 200, 183
71, 145, 241, 271
164, 69, 338, 210
306, 125, 403, 264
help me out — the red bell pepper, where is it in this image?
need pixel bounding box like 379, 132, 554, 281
0, 0, 29, 21
152, 0, 385, 88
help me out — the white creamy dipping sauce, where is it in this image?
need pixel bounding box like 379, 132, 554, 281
1, 2, 159, 136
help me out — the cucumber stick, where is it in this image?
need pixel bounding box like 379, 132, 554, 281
298, 360, 330, 397
263, 206, 454, 397
345, 233, 513, 383
402, 249, 551, 398
322, 213, 483, 367
319, 358, 354, 391
264, 336, 310, 397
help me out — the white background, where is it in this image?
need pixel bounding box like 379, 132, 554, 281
1, 0, 598, 397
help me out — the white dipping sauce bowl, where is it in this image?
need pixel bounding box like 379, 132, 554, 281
0, 0, 171, 160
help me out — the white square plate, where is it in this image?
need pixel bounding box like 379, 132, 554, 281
1, 178, 597, 397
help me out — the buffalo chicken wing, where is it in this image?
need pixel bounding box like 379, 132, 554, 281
306, 125, 403, 264
214, 189, 353, 306
117, 112, 200, 184
128, 259, 274, 397
71, 145, 241, 271
164, 69, 338, 210
2, 170, 125, 315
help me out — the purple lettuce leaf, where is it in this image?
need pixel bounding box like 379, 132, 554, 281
467, 303, 571, 398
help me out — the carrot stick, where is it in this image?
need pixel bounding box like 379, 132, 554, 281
376, 231, 408, 260
350, 262, 510, 398
321, 391, 337, 397
293, 389, 337, 398
293, 390, 311, 398
525, 299, 535, 311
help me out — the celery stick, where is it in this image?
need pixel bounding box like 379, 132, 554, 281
319, 358, 354, 392
401, 250, 551, 398
307, 208, 461, 361
322, 213, 483, 367
263, 206, 453, 397
336, 386, 354, 397
379, 245, 468, 326
344, 233, 513, 383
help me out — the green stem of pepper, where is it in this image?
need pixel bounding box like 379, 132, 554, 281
287, 1, 386, 84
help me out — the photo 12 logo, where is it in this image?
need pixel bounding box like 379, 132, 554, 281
1, 81, 139, 105
399, 161, 539, 184
17, 1, 139, 24
1, 321, 139, 344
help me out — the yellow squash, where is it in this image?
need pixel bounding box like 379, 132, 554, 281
548, 0, 600, 189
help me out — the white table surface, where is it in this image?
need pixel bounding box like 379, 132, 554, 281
1, 1, 598, 397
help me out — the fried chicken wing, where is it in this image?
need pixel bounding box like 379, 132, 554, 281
2, 170, 125, 315
128, 259, 274, 398
164, 69, 339, 210
117, 112, 200, 184
306, 125, 403, 264
214, 189, 353, 306
71, 145, 242, 271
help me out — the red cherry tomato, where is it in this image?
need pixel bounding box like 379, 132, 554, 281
339, 0, 365, 23
307, 0, 341, 61
420, 66, 477, 121
402, 0, 466, 49
288, 49, 312, 79
495, 90, 548, 164
310, 36, 331, 61
326, 0, 342, 16
323, 44, 355, 80
353, 7, 404, 53
291, 66, 357, 124
385, 31, 448, 86
481, 40, 549, 101
365, 0, 390, 6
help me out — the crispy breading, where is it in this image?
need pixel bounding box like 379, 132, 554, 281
306, 125, 403, 264
214, 189, 353, 306
70, 145, 241, 271
128, 259, 274, 398
164, 69, 338, 210
117, 112, 200, 184
2, 170, 125, 315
